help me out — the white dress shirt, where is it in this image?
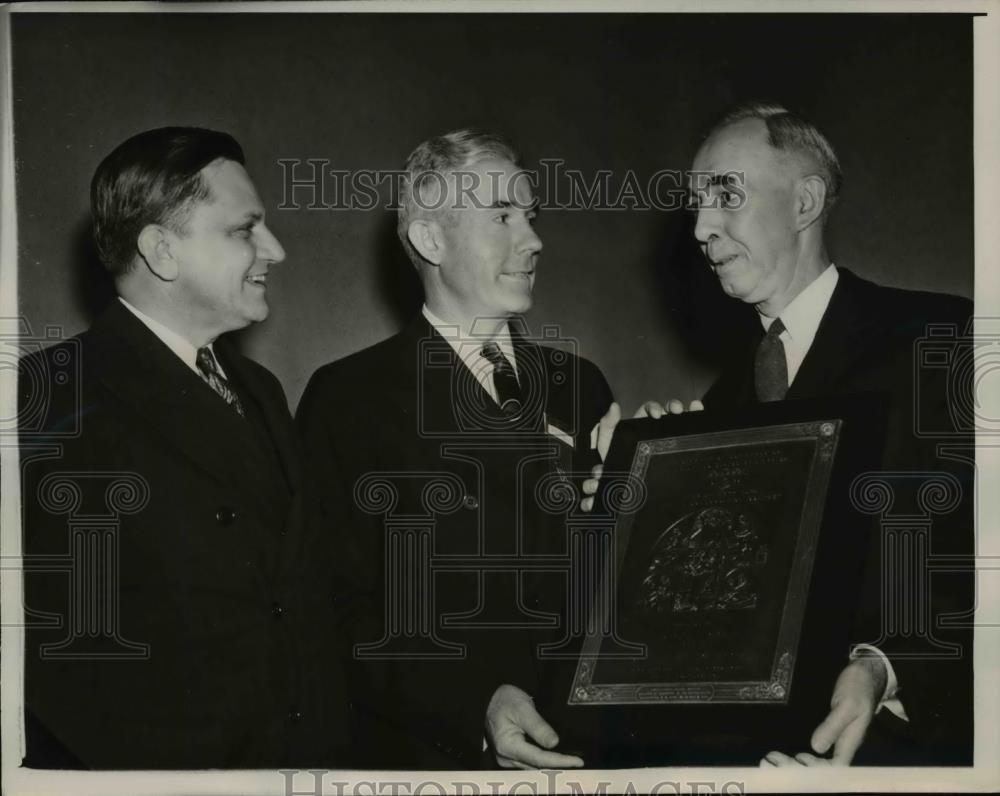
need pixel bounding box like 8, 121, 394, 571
422, 304, 517, 405
118, 297, 227, 379
758, 263, 839, 387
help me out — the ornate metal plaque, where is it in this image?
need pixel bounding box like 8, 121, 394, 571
569, 419, 842, 706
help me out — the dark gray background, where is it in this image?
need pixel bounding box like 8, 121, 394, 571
13, 12, 973, 413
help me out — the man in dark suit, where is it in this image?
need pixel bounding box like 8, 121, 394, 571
620, 103, 973, 765
297, 129, 615, 769
19, 127, 351, 768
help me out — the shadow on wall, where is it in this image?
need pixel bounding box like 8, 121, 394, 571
652, 210, 758, 372
69, 214, 116, 325
375, 207, 424, 328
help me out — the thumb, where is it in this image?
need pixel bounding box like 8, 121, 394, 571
515, 698, 559, 749
597, 402, 621, 462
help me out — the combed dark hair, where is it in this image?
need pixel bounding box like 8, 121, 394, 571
711, 102, 843, 213
91, 126, 245, 277
396, 128, 519, 268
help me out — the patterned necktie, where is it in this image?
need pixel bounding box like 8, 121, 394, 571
754, 317, 788, 402
480, 342, 522, 416
196, 346, 246, 418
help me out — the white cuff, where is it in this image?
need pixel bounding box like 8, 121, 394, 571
850, 644, 909, 721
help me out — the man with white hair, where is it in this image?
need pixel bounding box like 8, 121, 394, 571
617, 102, 974, 766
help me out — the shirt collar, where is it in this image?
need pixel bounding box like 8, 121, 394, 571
760, 264, 839, 347
421, 304, 516, 371
118, 296, 210, 375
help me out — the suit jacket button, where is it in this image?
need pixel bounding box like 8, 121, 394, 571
272, 602, 284, 619
463, 494, 479, 510
216, 507, 237, 525
288, 707, 303, 722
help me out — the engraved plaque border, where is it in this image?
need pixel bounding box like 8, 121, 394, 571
569, 419, 842, 706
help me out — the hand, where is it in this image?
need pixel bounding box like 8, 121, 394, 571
579, 403, 621, 513
633, 398, 704, 419
485, 684, 584, 769
580, 463, 602, 513
760, 751, 833, 767
759, 655, 886, 767
595, 401, 621, 462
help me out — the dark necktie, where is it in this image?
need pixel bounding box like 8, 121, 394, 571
196, 346, 246, 418
754, 317, 788, 402
480, 342, 522, 417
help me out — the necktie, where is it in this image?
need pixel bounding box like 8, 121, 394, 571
196, 346, 246, 418
480, 342, 522, 416
754, 317, 788, 402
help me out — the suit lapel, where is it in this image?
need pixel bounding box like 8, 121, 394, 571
385, 315, 499, 434
215, 337, 301, 496
92, 302, 256, 492
93, 300, 286, 512
787, 269, 881, 399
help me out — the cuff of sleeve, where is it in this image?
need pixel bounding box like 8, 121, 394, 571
850, 643, 909, 721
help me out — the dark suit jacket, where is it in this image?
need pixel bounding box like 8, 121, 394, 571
19, 299, 352, 769
704, 268, 974, 764
296, 314, 613, 768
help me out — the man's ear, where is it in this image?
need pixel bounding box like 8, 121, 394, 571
795, 174, 827, 231
136, 224, 180, 281
407, 218, 446, 266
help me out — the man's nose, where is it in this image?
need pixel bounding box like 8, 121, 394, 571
256, 224, 286, 264
518, 220, 543, 255
693, 204, 720, 245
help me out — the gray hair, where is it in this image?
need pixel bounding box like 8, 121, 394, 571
711, 102, 843, 213
396, 128, 519, 268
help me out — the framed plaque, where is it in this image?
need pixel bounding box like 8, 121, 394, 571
540, 396, 888, 766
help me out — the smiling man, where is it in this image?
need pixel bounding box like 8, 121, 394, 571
297, 129, 614, 769
20, 127, 351, 768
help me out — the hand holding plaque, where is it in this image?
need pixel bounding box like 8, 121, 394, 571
539, 394, 888, 767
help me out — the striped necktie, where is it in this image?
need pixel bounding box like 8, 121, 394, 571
480, 342, 522, 416
196, 346, 246, 418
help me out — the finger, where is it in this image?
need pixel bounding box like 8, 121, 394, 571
810, 702, 855, 755
831, 715, 870, 765
496, 753, 520, 769
496, 737, 584, 769
764, 751, 800, 767
668, 399, 684, 414
596, 403, 621, 461
795, 752, 830, 766
514, 699, 559, 749
634, 401, 664, 420
759, 757, 777, 768
590, 463, 604, 479
582, 478, 599, 496
689, 399, 705, 412
580, 496, 593, 512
